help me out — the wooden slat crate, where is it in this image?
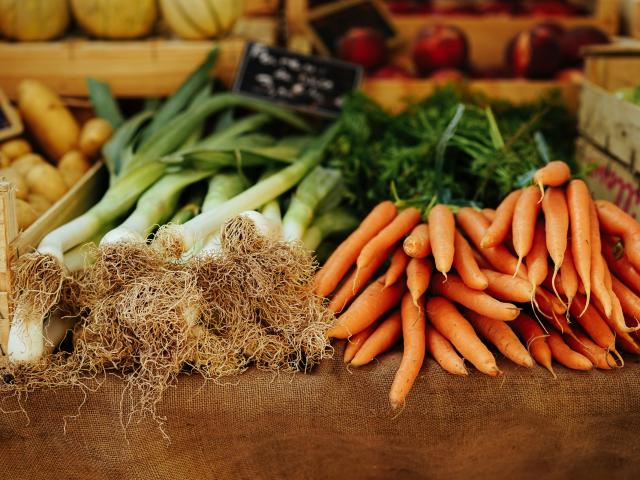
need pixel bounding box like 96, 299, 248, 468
0, 163, 107, 354
0, 17, 276, 99
245, 0, 280, 16
286, 0, 620, 70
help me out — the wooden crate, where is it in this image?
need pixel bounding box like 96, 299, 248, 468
245, 0, 279, 16
583, 40, 640, 91
0, 17, 276, 99
286, 0, 620, 70
0, 162, 107, 354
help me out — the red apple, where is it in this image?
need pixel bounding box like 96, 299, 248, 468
370, 64, 415, 79
506, 24, 563, 79
412, 25, 469, 77
561, 26, 609, 66
535, 20, 565, 37
337, 28, 388, 70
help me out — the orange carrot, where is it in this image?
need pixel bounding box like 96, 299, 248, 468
565, 331, 616, 369
457, 207, 527, 279
426, 297, 500, 376
425, 325, 468, 376
316, 201, 397, 297
546, 330, 592, 371
472, 248, 492, 269
599, 260, 639, 334
560, 248, 578, 307
567, 180, 592, 315
596, 200, 640, 271
389, 292, 426, 409
466, 311, 534, 368
611, 274, 640, 322
351, 310, 402, 367
512, 185, 543, 275
512, 313, 554, 375
453, 230, 488, 290
357, 207, 422, 275
482, 269, 533, 303
602, 236, 640, 296
327, 276, 404, 339
329, 247, 392, 314
481, 189, 522, 248
542, 186, 569, 297
570, 295, 615, 351
428, 204, 455, 276
384, 247, 410, 288
525, 220, 548, 297
481, 208, 497, 223
431, 273, 520, 321
533, 161, 571, 198
543, 270, 566, 298
343, 322, 377, 363
534, 288, 573, 336
537, 286, 567, 315
589, 200, 612, 317
403, 223, 431, 258
406, 257, 433, 307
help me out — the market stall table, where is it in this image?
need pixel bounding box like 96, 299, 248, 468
0, 346, 638, 480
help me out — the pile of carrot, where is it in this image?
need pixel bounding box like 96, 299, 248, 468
316, 160, 640, 409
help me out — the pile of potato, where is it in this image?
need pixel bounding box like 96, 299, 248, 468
0, 80, 112, 230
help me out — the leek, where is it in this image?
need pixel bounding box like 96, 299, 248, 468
169, 184, 207, 225
302, 208, 359, 251
258, 170, 281, 227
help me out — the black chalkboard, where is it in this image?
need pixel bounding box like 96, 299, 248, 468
233, 42, 363, 117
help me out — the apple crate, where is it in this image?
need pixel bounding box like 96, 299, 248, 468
286, 0, 620, 71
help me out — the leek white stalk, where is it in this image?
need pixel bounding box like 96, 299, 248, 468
302, 208, 359, 251
7, 312, 45, 362
43, 309, 76, 355
258, 170, 282, 227
101, 169, 213, 245
281, 166, 342, 242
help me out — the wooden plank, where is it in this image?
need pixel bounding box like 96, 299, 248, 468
362, 78, 580, 112
245, 0, 279, 16
0, 18, 276, 99
0, 182, 16, 355
577, 138, 640, 220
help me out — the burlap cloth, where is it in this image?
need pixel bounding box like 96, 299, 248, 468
0, 346, 639, 480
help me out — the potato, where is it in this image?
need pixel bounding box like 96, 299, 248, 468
58, 150, 91, 187
79, 118, 113, 158
27, 193, 52, 215
0, 152, 10, 169
25, 163, 68, 203
15, 199, 39, 231
0, 138, 32, 160
17, 79, 80, 161
12, 153, 45, 176
0, 168, 28, 200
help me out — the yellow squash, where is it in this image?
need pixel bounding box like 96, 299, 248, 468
71, 0, 157, 39
0, 0, 69, 41
159, 0, 244, 40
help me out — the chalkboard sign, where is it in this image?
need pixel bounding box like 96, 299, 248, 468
233, 42, 363, 117
308, 0, 400, 56
0, 88, 22, 141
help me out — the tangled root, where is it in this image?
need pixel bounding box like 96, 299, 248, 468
152, 224, 188, 260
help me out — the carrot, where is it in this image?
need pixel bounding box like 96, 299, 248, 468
533, 289, 573, 337
565, 331, 616, 369
611, 274, 640, 322
357, 207, 422, 276
453, 230, 488, 290
327, 276, 404, 339
329, 247, 392, 314
426, 297, 500, 376
316, 201, 397, 297
425, 325, 468, 376
482, 269, 533, 303
569, 295, 616, 351
546, 330, 593, 371
542, 187, 569, 297
567, 180, 592, 315
481, 208, 497, 223
457, 207, 527, 279
384, 247, 410, 288
428, 204, 455, 277
406, 257, 433, 308
389, 292, 426, 409
481, 189, 522, 248
560, 248, 579, 308
512, 313, 554, 375
589, 200, 612, 318
593, 287, 640, 351
543, 270, 566, 298
615, 329, 640, 356
343, 322, 377, 364
512, 186, 543, 276
533, 161, 572, 198
471, 247, 492, 269
431, 273, 520, 321
351, 310, 402, 367
466, 311, 534, 368
525, 220, 548, 298
403, 223, 431, 258
537, 287, 567, 315
599, 260, 639, 334
595, 200, 640, 271
602, 236, 640, 296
